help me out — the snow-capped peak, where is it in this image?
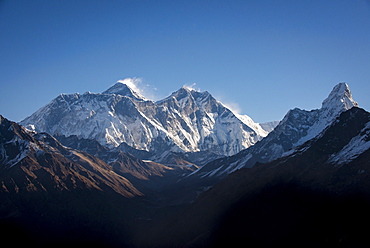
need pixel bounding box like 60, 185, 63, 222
321, 82, 358, 110
161, 86, 208, 104
174, 86, 200, 96
294, 82, 358, 146
103, 78, 146, 100
181, 83, 200, 92
181, 85, 198, 92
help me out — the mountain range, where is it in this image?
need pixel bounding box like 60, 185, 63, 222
1, 80, 370, 247
21, 79, 270, 160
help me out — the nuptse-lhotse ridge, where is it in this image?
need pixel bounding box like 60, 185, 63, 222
21, 79, 270, 160
2, 80, 370, 247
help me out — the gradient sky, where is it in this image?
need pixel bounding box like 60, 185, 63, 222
1, 0, 369, 123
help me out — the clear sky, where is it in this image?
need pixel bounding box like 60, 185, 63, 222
1, 0, 369, 123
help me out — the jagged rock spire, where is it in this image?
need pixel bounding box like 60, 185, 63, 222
321, 82, 358, 110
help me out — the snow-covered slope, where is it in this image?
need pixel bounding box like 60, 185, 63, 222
21, 79, 268, 157
328, 115, 370, 165
190, 82, 359, 178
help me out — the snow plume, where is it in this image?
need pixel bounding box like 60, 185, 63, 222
117, 78, 143, 95
183, 83, 200, 92
222, 101, 242, 115
117, 78, 158, 101
211, 91, 243, 115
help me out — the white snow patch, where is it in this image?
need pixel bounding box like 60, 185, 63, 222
328, 122, 370, 165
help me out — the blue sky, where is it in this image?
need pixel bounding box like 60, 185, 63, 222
0, 0, 369, 123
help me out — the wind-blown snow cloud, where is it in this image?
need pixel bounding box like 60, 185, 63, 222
183, 83, 200, 91
182, 82, 242, 114
221, 101, 242, 115
117, 78, 158, 100
117, 78, 142, 94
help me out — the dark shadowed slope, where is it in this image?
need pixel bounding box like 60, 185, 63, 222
139, 107, 370, 247
0, 115, 143, 247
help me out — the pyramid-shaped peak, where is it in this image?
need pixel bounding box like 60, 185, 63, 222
103, 78, 145, 100
169, 85, 213, 102
321, 82, 358, 110
167, 85, 197, 98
